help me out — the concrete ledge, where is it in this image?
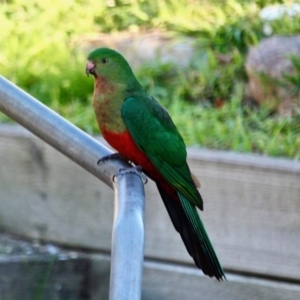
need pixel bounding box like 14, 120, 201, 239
0, 232, 90, 300
0, 232, 299, 300
0, 124, 299, 281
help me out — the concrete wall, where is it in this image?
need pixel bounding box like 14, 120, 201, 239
0, 124, 299, 298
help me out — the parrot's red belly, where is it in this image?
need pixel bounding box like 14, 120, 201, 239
101, 127, 159, 179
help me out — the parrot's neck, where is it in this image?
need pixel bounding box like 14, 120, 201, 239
92, 75, 137, 134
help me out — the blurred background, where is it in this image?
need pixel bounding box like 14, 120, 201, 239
0, 0, 299, 158
0, 1, 300, 299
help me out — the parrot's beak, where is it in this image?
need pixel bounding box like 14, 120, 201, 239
86, 61, 96, 76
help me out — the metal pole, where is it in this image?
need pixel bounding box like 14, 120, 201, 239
0, 76, 145, 299
110, 172, 145, 300
0, 75, 126, 187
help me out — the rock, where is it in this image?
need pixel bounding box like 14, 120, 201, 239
245, 35, 300, 116
79, 30, 194, 68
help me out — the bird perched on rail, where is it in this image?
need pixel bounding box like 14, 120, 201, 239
86, 47, 225, 280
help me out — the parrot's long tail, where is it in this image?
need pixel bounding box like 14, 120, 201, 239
156, 182, 226, 281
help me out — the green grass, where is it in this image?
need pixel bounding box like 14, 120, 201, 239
0, 0, 299, 159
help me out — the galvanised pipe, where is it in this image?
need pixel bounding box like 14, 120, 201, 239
0, 76, 123, 187
110, 172, 145, 300
0, 76, 145, 300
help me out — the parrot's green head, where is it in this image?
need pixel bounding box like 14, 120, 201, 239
86, 48, 140, 90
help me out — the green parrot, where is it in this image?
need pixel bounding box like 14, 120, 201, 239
86, 48, 225, 280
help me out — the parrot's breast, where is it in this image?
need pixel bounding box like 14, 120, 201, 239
93, 97, 126, 133
101, 127, 159, 180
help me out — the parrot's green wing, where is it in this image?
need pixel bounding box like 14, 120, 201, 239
122, 96, 225, 280
122, 96, 203, 209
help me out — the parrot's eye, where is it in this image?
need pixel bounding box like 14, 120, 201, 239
101, 58, 109, 64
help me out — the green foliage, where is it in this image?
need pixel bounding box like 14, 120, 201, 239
146, 70, 295, 158
255, 0, 285, 8
167, 86, 300, 159
0, 0, 299, 158
137, 49, 245, 106
282, 55, 300, 96
0, 0, 94, 104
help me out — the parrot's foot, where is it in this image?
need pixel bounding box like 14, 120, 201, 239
97, 153, 127, 165
113, 166, 148, 184
97, 153, 147, 184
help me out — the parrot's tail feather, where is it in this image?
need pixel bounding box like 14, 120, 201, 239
156, 183, 226, 281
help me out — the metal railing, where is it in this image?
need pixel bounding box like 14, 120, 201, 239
0, 76, 145, 300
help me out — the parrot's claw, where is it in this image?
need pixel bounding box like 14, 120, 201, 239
97, 153, 127, 165
113, 166, 148, 184
97, 153, 147, 184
